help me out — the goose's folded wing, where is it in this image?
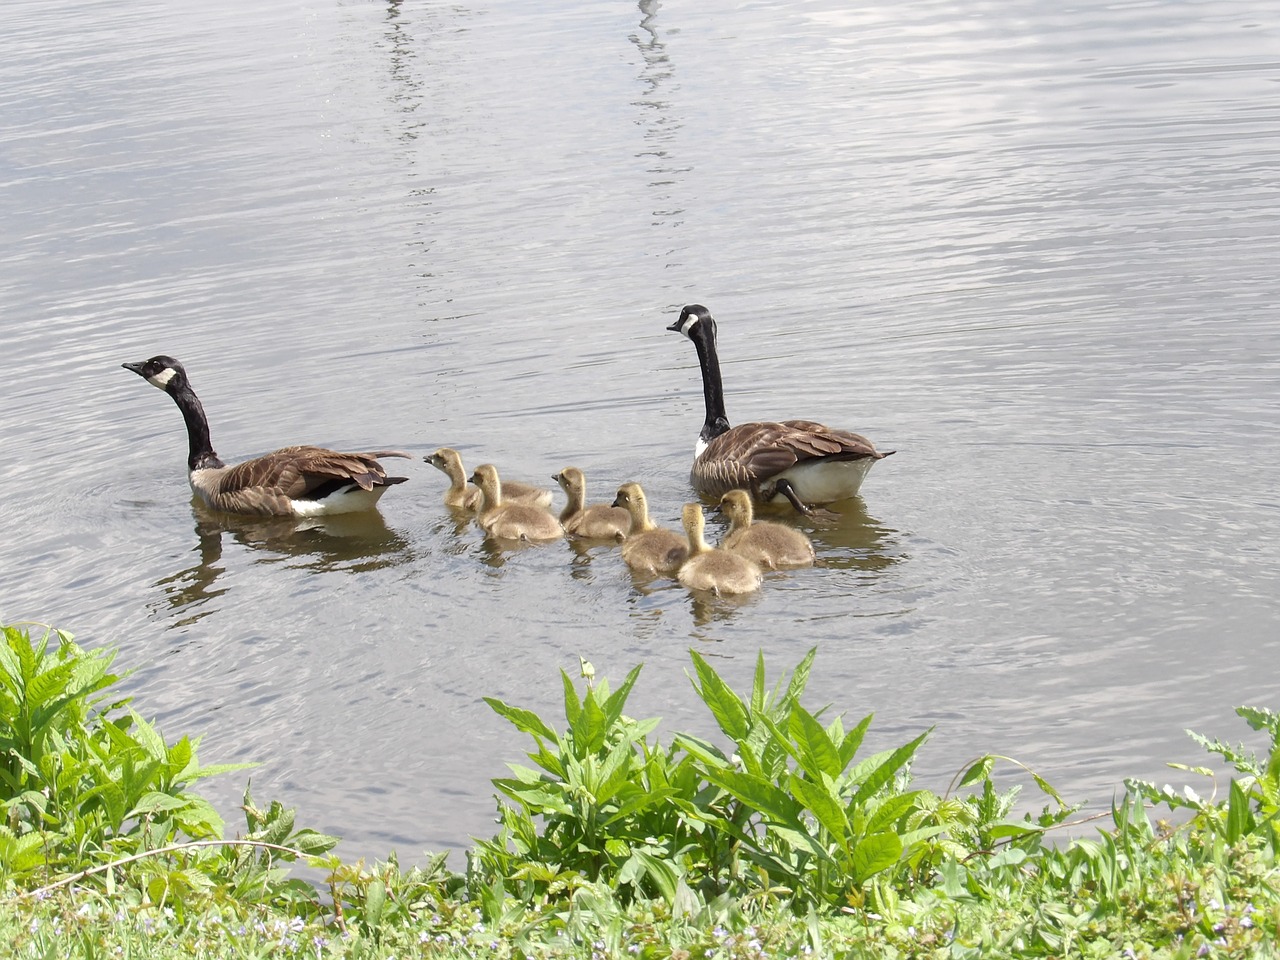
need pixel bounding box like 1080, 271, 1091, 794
218, 446, 406, 497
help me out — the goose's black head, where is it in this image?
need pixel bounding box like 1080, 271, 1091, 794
122, 355, 189, 394
666, 304, 715, 341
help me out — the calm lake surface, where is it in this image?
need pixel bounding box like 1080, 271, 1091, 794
2, 0, 1278, 861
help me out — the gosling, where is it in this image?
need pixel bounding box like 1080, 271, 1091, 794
677, 503, 762, 596
470, 463, 563, 541
718, 489, 815, 569
426, 447, 552, 511
612, 482, 688, 576
553, 466, 631, 541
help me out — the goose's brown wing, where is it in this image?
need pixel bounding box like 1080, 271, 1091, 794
218, 446, 410, 498
696, 421, 889, 495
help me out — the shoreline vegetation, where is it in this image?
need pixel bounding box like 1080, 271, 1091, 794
2, 622, 1277, 958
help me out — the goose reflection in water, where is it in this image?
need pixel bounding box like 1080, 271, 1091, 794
786, 498, 904, 574
152, 504, 413, 625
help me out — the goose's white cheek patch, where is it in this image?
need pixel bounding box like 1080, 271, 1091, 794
147, 368, 177, 389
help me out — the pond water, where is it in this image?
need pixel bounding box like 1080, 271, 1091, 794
2, 0, 1278, 863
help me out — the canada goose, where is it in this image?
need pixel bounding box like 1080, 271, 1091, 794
612, 481, 689, 576
718, 489, 815, 569
553, 466, 632, 541
666, 304, 894, 514
122, 356, 409, 517
677, 503, 762, 595
425, 447, 552, 511
470, 463, 563, 541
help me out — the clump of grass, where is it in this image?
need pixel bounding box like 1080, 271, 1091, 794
2, 620, 1279, 958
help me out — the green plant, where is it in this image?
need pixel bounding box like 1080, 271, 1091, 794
473, 663, 707, 906
1127, 706, 1280, 847
0, 624, 251, 882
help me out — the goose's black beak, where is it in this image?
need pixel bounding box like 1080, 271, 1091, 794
122, 361, 145, 376
665, 319, 682, 332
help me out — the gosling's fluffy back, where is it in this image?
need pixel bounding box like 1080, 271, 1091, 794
554, 466, 631, 541
427, 448, 553, 511
719, 489, 815, 569
677, 502, 761, 595
470, 463, 562, 541
613, 482, 688, 575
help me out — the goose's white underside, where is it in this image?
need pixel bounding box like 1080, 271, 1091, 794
188, 469, 391, 516
764, 457, 878, 504
286, 486, 391, 516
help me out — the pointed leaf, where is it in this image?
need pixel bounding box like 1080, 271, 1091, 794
789, 704, 843, 780
788, 772, 847, 849
851, 729, 931, 805
687, 651, 749, 742
782, 648, 817, 707
560, 670, 582, 727
851, 831, 903, 884
701, 767, 800, 826
602, 664, 643, 725
751, 650, 767, 713
484, 697, 559, 743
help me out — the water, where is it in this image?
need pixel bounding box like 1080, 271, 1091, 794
2, 0, 1278, 861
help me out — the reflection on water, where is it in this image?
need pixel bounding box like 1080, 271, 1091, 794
630, 0, 686, 242
805, 498, 905, 573
152, 504, 413, 626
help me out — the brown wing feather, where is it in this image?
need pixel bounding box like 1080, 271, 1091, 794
217, 446, 408, 498
695, 421, 889, 497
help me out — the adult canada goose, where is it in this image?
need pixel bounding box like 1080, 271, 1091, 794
666, 304, 894, 514
612, 481, 688, 576
553, 466, 632, 541
122, 355, 409, 517
425, 447, 552, 511
718, 489, 815, 569
470, 463, 563, 541
677, 503, 762, 596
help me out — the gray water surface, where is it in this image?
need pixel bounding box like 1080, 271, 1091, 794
2, 0, 1278, 861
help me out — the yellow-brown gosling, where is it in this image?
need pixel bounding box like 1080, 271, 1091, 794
718, 489, 815, 569
122, 356, 408, 517
470, 463, 563, 541
426, 447, 552, 511
553, 466, 631, 541
612, 481, 688, 576
677, 503, 762, 595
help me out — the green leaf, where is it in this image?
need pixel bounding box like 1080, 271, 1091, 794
631, 850, 681, 901
850, 729, 931, 806
687, 651, 748, 742
127, 709, 169, 760
364, 878, 386, 931
851, 831, 903, 884
672, 733, 730, 768
789, 704, 844, 781
484, 697, 559, 743
560, 670, 582, 727
127, 792, 190, 818
836, 713, 873, 771
701, 767, 799, 826
783, 648, 817, 708
572, 689, 609, 753
866, 790, 926, 835
788, 772, 847, 848
1227, 777, 1254, 842
958, 755, 996, 789
750, 650, 767, 714
602, 664, 643, 726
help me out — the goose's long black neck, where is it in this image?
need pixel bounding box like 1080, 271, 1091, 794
170, 384, 224, 471
692, 327, 731, 443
